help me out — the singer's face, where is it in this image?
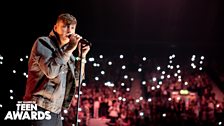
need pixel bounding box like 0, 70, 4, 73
54, 20, 76, 43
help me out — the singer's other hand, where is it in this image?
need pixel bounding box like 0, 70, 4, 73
78, 43, 90, 58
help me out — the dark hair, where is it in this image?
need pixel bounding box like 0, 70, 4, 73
56, 13, 77, 25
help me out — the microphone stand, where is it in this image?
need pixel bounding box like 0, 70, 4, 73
75, 43, 85, 126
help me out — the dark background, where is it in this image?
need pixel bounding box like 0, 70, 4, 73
1, 0, 223, 51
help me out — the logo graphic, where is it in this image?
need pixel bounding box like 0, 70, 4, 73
4, 101, 51, 120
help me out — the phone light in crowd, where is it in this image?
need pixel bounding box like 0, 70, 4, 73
124, 75, 128, 79
122, 98, 126, 102
23, 72, 28, 78
177, 70, 181, 73
93, 63, 100, 67
156, 85, 160, 89
160, 75, 164, 80
169, 60, 172, 64
63, 109, 68, 114
152, 77, 156, 82
25, 55, 29, 59
140, 112, 144, 116
119, 54, 124, 59
101, 70, 105, 75
108, 61, 112, 65
167, 65, 170, 68
78, 108, 82, 111
138, 68, 142, 72
218, 122, 222, 125
122, 65, 126, 70
0, 54, 3, 64
201, 56, 205, 60
121, 83, 125, 86
113, 90, 116, 93
159, 81, 163, 85
82, 82, 86, 86
168, 97, 172, 101
157, 66, 161, 71
61, 117, 64, 120
126, 88, 130, 91
135, 99, 140, 103
0, 54, 3, 60
162, 71, 165, 74
142, 81, 146, 85
178, 78, 182, 82
75, 94, 78, 98
105, 81, 114, 87
10, 96, 13, 100
151, 86, 155, 90
0, 104, 2, 108
167, 75, 170, 78
148, 98, 152, 102
139, 97, 143, 100
9, 89, 13, 93
94, 77, 99, 81
88, 57, 94, 62
174, 73, 178, 77
99, 54, 103, 59
200, 61, 203, 64
184, 81, 188, 85
20, 58, 23, 62
199, 67, 203, 71
216, 104, 220, 108
130, 78, 134, 81
162, 113, 166, 117
142, 57, 147, 61
176, 65, 180, 68
180, 89, 189, 95
191, 55, 196, 61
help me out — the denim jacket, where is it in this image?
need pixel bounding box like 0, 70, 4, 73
23, 30, 83, 114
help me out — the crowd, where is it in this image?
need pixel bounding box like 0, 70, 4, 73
61, 53, 224, 126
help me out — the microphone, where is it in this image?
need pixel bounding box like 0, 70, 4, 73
79, 38, 92, 47
68, 34, 92, 47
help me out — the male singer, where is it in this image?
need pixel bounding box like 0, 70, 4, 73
23, 13, 90, 126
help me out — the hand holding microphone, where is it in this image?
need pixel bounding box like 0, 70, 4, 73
65, 34, 91, 58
